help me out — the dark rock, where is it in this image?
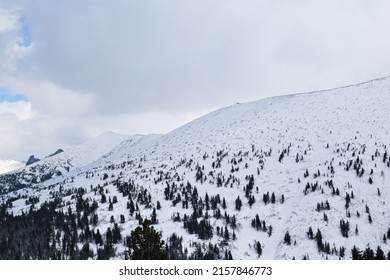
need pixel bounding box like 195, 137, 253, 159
48, 149, 64, 158
26, 155, 40, 166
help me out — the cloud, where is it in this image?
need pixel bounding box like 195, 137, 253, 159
0, 101, 34, 120
19, 1, 390, 109
1, 75, 96, 117
0, 4, 18, 34
2, 0, 390, 159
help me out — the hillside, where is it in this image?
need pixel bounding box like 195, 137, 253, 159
0, 160, 23, 175
1, 77, 390, 260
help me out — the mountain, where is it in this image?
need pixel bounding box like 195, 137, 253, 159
0, 159, 23, 175
1, 77, 390, 260
0, 132, 130, 194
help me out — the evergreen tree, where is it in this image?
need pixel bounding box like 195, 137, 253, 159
284, 231, 291, 245
235, 196, 242, 211
368, 214, 373, 224
375, 246, 386, 260
363, 247, 375, 260
151, 208, 158, 224
112, 223, 122, 243
345, 193, 351, 209
222, 198, 227, 209
307, 227, 314, 239
255, 241, 262, 257
271, 192, 276, 204
126, 219, 168, 260
315, 229, 324, 252
339, 246, 346, 258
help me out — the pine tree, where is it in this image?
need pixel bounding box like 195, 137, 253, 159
323, 212, 328, 222
375, 246, 386, 260
284, 231, 291, 245
307, 227, 314, 239
112, 223, 122, 243
315, 229, 324, 252
235, 196, 242, 211
339, 246, 345, 258
351, 246, 361, 260
126, 219, 168, 260
224, 226, 230, 240
151, 208, 158, 224
345, 193, 351, 209
271, 192, 276, 204
222, 198, 227, 209
255, 241, 262, 257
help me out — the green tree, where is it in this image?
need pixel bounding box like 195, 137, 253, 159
126, 219, 168, 260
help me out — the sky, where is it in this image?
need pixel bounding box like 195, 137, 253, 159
1, 0, 390, 161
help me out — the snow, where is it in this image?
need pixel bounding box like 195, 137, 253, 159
1, 76, 390, 259
0, 159, 23, 174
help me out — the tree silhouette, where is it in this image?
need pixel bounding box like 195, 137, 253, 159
284, 231, 291, 245
126, 219, 168, 260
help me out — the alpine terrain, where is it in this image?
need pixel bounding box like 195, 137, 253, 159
1, 77, 390, 260
0, 160, 23, 175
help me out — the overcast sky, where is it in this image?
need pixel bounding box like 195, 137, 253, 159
1, 0, 390, 160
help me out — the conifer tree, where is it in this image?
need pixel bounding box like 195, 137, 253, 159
284, 231, 291, 245
126, 219, 168, 260
271, 192, 276, 204
307, 227, 314, 239
375, 246, 385, 260
235, 196, 242, 211
255, 241, 262, 257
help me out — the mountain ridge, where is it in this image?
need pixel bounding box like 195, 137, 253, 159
1, 77, 390, 260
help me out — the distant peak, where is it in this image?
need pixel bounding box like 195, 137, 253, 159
47, 149, 64, 158
97, 131, 129, 139
26, 155, 40, 166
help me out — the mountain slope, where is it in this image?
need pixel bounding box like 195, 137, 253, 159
1, 77, 390, 260
0, 159, 23, 175
0, 132, 129, 194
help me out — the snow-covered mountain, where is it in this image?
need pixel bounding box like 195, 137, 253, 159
0, 132, 131, 194
1, 77, 390, 260
0, 159, 23, 175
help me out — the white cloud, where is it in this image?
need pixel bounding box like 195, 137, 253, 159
1, 75, 97, 116
0, 101, 35, 120
1, 0, 390, 160
0, 5, 18, 34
